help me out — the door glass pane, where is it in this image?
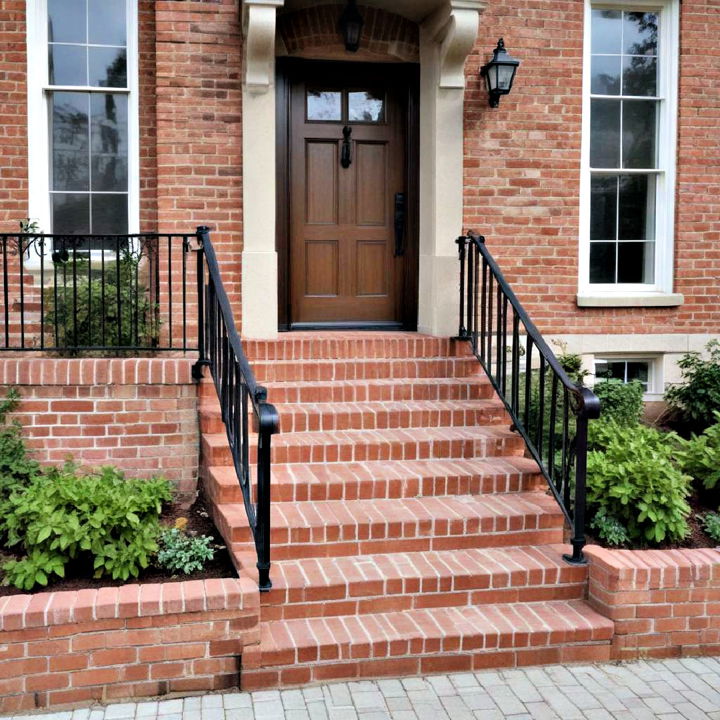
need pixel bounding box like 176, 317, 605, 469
590, 242, 616, 283
590, 176, 617, 240
623, 12, 658, 56
52, 93, 90, 191
49, 45, 87, 86
618, 174, 655, 240
348, 91, 385, 122
623, 56, 657, 96
89, 47, 127, 88
53, 193, 90, 234
591, 55, 621, 95
91, 94, 128, 191
618, 241, 654, 283
307, 90, 342, 121
622, 101, 657, 168
590, 100, 620, 168
92, 194, 128, 234
48, 0, 86, 44
591, 10, 621, 54
88, 0, 127, 46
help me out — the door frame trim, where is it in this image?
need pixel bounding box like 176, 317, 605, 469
275, 58, 420, 332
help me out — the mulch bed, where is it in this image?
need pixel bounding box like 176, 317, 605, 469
0, 487, 236, 597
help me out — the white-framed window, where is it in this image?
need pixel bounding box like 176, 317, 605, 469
593, 354, 664, 399
578, 0, 679, 299
26, 0, 139, 247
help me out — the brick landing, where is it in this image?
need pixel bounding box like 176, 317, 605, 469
199, 332, 614, 689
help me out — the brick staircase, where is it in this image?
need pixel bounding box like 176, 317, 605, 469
199, 332, 613, 690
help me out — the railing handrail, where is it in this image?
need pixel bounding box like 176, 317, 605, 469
457, 231, 600, 564
194, 226, 279, 592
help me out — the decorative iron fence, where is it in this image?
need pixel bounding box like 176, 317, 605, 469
457, 231, 600, 563
194, 226, 279, 591
0, 233, 197, 353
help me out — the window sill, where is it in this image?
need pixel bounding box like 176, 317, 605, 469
576, 292, 684, 308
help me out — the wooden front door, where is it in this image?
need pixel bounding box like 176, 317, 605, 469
281, 61, 417, 329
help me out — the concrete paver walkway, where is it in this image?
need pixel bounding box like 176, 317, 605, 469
5, 657, 720, 720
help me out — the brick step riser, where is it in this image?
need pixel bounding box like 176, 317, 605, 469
229, 527, 565, 559
240, 643, 612, 691
259, 584, 587, 621
252, 359, 482, 384
201, 469, 544, 505
243, 338, 467, 362
198, 379, 495, 404
203, 435, 526, 466
199, 406, 509, 435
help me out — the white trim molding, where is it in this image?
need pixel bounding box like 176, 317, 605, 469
577, 0, 680, 305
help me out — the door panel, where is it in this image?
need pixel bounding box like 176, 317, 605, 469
287, 63, 412, 327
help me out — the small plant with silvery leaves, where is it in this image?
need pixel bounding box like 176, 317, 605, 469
157, 525, 215, 575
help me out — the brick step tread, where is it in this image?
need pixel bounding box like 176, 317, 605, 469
201, 425, 525, 466
244, 332, 460, 361
218, 492, 564, 556
203, 456, 543, 503
259, 545, 586, 616
252, 357, 482, 383
249, 600, 614, 672
200, 376, 495, 404
199, 398, 508, 433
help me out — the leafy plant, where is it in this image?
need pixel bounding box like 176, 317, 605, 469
590, 508, 629, 547
700, 512, 720, 544
44, 250, 159, 355
674, 411, 720, 491
0, 388, 39, 499
0, 464, 172, 590
665, 340, 720, 432
553, 340, 589, 384
593, 378, 644, 426
157, 527, 215, 575
586, 421, 691, 545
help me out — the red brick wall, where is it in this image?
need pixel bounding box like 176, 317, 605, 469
586, 546, 720, 660
0, 578, 259, 713
0, 358, 199, 497
0, 0, 28, 226
463, 0, 720, 336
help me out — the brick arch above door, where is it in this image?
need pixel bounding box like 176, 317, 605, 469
277, 4, 419, 63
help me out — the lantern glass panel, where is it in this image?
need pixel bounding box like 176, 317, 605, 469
496, 65, 515, 91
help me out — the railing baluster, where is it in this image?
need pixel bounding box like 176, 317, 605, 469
19, 236, 25, 348
458, 232, 600, 566
2, 238, 9, 348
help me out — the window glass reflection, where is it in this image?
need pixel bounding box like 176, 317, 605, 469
307, 91, 342, 121
349, 91, 385, 122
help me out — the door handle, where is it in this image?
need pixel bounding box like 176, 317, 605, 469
341, 126, 352, 169
394, 192, 406, 257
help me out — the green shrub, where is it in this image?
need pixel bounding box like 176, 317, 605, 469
665, 340, 720, 431
700, 512, 720, 543
45, 251, 159, 354
586, 421, 691, 545
157, 527, 215, 575
0, 465, 172, 590
593, 378, 644, 426
675, 412, 720, 491
590, 508, 629, 547
0, 388, 39, 498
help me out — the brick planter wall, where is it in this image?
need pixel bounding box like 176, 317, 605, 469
0, 578, 259, 713
0, 358, 199, 497
586, 545, 720, 660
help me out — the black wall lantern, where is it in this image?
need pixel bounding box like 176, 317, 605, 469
339, 0, 363, 53
480, 38, 520, 107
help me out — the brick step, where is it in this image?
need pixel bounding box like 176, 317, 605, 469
251, 357, 482, 383
258, 545, 587, 620
240, 599, 614, 690
244, 332, 464, 361
199, 398, 509, 434
201, 425, 525, 466
218, 492, 564, 558
202, 456, 543, 505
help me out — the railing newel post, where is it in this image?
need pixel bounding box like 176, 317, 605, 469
456, 235, 467, 338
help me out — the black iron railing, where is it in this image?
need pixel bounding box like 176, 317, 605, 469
0, 233, 197, 353
457, 232, 600, 563
194, 226, 279, 591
